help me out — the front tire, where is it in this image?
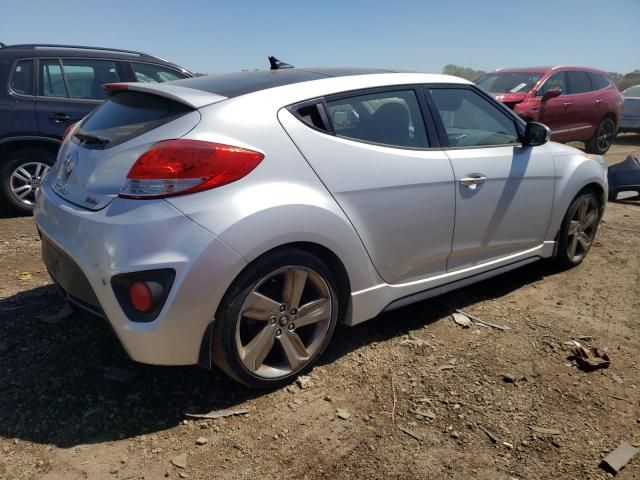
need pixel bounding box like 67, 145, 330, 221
555, 191, 602, 268
212, 248, 339, 389
585, 117, 615, 154
1, 149, 56, 214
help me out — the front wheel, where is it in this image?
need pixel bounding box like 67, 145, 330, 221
555, 191, 602, 268
212, 249, 339, 389
585, 117, 615, 154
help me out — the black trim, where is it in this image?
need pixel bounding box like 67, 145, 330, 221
197, 321, 215, 369
0, 136, 60, 145
111, 269, 176, 323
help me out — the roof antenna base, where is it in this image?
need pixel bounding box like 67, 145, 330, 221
269, 56, 294, 70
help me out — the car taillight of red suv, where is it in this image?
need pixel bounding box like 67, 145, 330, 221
475, 66, 624, 154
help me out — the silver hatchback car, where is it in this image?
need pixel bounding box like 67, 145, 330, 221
34, 67, 608, 388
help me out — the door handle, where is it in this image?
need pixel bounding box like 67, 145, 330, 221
595, 99, 602, 105
563, 102, 571, 108
50, 113, 70, 124
459, 174, 487, 189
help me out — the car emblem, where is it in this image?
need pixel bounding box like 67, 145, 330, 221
55, 150, 78, 194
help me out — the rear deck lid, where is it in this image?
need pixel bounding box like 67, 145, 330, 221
49, 84, 225, 210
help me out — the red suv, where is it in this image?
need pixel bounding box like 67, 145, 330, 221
475, 66, 623, 154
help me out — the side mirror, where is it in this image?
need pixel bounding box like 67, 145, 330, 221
522, 122, 551, 147
541, 88, 561, 102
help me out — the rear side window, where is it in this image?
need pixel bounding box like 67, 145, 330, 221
76, 91, 193, 149
588, 72, 610, 90
11, 60, 34, 95
38, 59, 120, 99
566, 71, 592, 94
429, 88, 519, 147
131, 62, 188, 83
40, 59, 67, 97
325, 90, 428, 148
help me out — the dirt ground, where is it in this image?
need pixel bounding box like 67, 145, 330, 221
0, 137, 639, 480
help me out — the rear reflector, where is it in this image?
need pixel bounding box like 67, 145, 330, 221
129, 282, 153, 312
119, 139, 264, 199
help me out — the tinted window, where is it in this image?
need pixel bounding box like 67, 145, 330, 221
131, 62, 187, 83
588, 72, 610, 91
295, 104, 328, 131
11, 60, 34, 95
40, 59, 67, 97
77, 91, 192, 149
566, 71, 592, 94
325, 90, 428, 148
61, 59, 120, 99
475, 72, 542, 94
538, 72, 566, 96
430, 88, 519, 147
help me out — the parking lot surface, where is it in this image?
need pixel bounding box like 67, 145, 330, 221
0, 138, 638, 480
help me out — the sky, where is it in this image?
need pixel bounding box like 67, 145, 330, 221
2, 0, 639, 75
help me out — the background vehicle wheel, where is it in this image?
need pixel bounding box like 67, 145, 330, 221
555, 191, 602, 268
0, 149, 56, 214
212, 248, 339, 389
585, 117, 615, 154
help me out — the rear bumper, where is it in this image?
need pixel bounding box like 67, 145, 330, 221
34, 181, 247, 366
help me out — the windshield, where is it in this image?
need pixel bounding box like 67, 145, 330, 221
623, 85, 640, 98
475, 72, 543, 94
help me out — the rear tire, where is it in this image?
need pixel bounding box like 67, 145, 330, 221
0, 149, 56, 214
212, 248, 339, 389
585, 117, 615, 154
555, 191, 602, 269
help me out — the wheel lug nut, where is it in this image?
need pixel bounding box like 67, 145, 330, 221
290, 308, 297, 315
275, 328, 282, 336
287, 323, 295, 331
269, 316, 277, 325
279, 304, 286, 312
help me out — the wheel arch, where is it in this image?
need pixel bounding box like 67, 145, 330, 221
0, 137, 61, 160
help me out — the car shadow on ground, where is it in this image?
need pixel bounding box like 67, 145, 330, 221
0, 260, 560, 448
613, 133, 640, 147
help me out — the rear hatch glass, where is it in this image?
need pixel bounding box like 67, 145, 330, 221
49, 91, 201, 211
73, 91, 193, 149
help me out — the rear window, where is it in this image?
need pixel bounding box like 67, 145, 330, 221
75, 91, 193, 149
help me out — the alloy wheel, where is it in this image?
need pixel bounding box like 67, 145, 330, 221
9, 161, 51, 207
596, 120, 615, 152
235, 266, 333, 379
566, 196, 599, 263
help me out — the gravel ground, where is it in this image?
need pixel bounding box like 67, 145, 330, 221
0, 137, 638, 480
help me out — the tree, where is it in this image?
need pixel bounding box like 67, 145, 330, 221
442, 64, 486, 81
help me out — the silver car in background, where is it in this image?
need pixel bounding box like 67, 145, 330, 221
620, 85, 640, 134
34, 67, 608, 388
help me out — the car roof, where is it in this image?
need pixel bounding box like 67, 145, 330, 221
0, 44, 188, 71
169, 67, 461, 98
491, 66, 610, 75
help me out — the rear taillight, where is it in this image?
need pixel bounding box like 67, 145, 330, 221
119, 139, 264, 199
61, 122, 78, 143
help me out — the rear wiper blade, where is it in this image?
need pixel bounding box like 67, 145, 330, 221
74, 132, 109, 146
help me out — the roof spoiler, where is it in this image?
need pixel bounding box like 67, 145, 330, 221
268, 56, 294, 70
102, 83, 226, 109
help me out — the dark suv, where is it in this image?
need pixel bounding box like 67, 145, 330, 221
0, 44, 192, 213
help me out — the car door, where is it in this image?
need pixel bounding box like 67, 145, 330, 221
278, 87, 456, 284
564, 70, 597, 140
426, 85, 555, 271
536, 71, 574, 142
2, 59, 37, 137
35, 58, 123, 138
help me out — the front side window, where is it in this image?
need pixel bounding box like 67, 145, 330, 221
566, 71, 592, 95
537, 72, 566, 96
131, 62, 188, 83
325, 90, 428, 148
429, 88, 519, 147
11, 60, 34, 95
39, 59, 120, 99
